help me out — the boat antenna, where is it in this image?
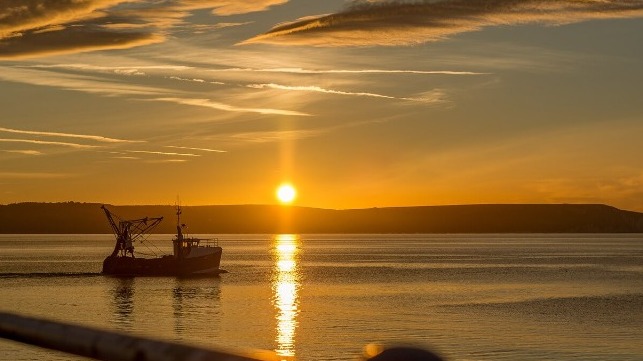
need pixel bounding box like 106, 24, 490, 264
176, 196, 182, 228
175, 196, 186, 241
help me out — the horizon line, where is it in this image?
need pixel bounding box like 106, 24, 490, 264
0, 201, 630, 211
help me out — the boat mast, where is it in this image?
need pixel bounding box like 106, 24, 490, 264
176, 204, 184, 242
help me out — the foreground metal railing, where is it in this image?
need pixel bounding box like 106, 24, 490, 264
0, 312, 268, 361
0, 311, 444, 361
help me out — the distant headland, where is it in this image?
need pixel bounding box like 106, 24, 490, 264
1, 202, 642, 234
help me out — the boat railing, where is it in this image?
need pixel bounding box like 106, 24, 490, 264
172, 237, 219, 247
199, 237, 219, 247
0, 311, 265, 361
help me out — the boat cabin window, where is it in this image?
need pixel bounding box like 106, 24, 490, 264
182, 240, 200, 248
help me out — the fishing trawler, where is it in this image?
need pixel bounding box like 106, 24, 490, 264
101, 205, 224, 276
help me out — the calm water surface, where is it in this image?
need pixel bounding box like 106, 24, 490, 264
1, 234, 642, 360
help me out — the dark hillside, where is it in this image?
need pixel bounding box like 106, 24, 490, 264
0, 202, 642, 234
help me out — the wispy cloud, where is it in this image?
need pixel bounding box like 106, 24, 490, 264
242, 0, 643, 46
21, 64, 227, 85
125, 150, 200, 157
0, 0, 126, 38
0, 172, 71, 179
166, 146, 227, 153
0, 67, 172, 97
0, 28, 164, 60
168, 76, 226, 85
3, 150, 43, 156
211, 67, 485, 75
192, 0, 289, 16
0, 138, 97, 149
247, 83, 446, 103
104, 150, 205, 162
146, 159, 189, 163
228, 119, 381, 144
1, 67, 310, 118
188, 22, 253, 33
22, 64, 194, 74
0, 0, 291, 59
230, 129, 329, 143
0, 127, 141, 143
154, 97, 311, 116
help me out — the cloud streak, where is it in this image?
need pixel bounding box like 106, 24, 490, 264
174, 0, 289, 16
146, 159, 189, 163
0, 67, 309, 118
227, 118, 382, 144
0, 138, 97, 149
22, 64, 193, 74
242, 0, 643, 47
0, 0, 291, 59
3, 150, 43, 156
211, 67, 484, 75
168, 76, 226, 85
0, 127, 141, 143
166, 146, 227, 153
0, 67, 173, 96
154, 97, 311, 116
125, 150, 200, 157
0, 0, 125, 38
0, 172, 71, 179
247, 83, 446, 103
230, 129, 329, 143
0, 27, 164, 60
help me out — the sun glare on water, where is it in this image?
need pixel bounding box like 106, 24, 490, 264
276, 184, 297, 204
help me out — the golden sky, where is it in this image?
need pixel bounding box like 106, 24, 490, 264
1, 0, 643, 210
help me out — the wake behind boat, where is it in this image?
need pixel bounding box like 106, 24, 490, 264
101, 205, 224, 276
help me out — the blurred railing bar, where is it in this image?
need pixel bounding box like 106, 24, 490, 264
0, 311, 267, 361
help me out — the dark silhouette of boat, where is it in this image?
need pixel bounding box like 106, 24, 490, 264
101, 205, 224, 276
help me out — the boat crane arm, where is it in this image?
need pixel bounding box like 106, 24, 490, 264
127, 216, 164, 243
101, 205, 164, 257
101, 205, 163, 239
101, 205, 120, 237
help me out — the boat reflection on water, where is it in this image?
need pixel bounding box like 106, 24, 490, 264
272, 234, 301, 361
109, 277, 134, 330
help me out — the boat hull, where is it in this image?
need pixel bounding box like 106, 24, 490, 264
102, 247, 223, 277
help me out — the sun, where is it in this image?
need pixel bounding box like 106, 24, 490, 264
276, 184, 297, 204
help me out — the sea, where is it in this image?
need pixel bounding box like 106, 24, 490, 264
0, 234, 642, 361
